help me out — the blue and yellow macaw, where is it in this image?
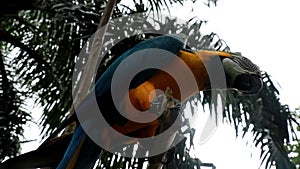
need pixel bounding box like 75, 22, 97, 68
56, 35, 262, 169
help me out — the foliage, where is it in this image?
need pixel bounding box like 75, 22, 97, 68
288, 108, 300, 168
0, 0, 298, 169
93, 136, 214, 169
0, 0, 199, 163
0, 48, 31, 160
212, 72, 297, 169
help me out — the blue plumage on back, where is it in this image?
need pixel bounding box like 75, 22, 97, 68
57, 35, 184, 169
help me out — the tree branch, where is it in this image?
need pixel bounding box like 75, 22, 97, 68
71, 0, 118, 111
64, 0, 119, 134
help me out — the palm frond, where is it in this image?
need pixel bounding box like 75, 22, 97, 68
0, 51, 30, 161
202, 72, 297, 168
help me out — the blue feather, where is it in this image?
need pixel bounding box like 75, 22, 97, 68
57, 35, 184, 169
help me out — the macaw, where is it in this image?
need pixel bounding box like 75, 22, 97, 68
56, 34, 262, 169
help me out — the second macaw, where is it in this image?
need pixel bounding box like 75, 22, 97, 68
57, 35, 262, 169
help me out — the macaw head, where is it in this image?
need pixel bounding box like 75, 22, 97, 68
221, 52, 262, 94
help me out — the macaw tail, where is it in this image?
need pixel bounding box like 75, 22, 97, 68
56, 126, 102, 169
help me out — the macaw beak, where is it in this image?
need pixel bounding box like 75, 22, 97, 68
232, 74, 262, 94
222, 57, 262, 94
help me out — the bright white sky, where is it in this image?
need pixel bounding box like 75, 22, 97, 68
21, 0, 300, 169
167, 0, 300, 168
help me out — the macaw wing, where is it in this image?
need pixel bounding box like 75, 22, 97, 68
94, 35, 184, 126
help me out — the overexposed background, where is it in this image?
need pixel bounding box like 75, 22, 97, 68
21, 0, 300, 168
168, 0, 300, 168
